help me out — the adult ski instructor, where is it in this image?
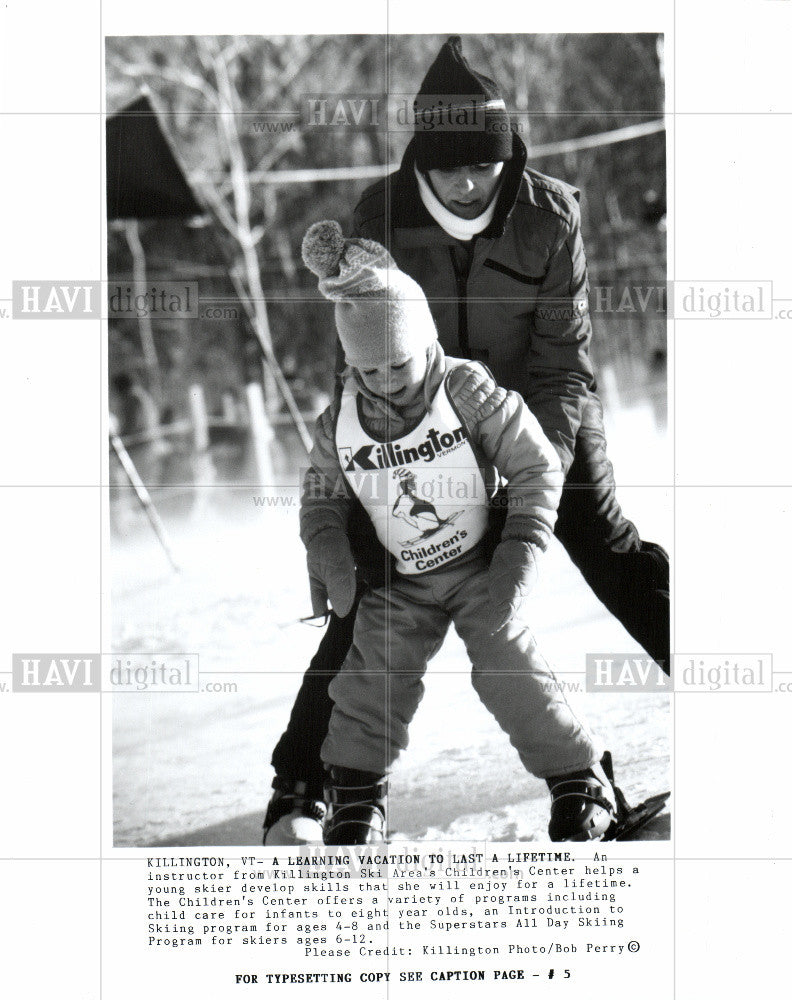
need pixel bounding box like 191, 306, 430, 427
264, 36, 669, 844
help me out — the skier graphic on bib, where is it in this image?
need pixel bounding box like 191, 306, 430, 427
392, 468, 462, 545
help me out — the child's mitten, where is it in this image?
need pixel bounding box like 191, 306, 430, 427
306, 528, 357, 618
487, 538, 538, 633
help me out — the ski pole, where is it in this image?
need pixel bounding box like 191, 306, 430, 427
109, 431, 180, 573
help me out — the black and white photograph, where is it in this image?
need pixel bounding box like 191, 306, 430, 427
106, 33, 670, 848
4, 1, 792, 997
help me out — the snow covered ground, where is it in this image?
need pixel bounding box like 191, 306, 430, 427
111, 390, 671, 846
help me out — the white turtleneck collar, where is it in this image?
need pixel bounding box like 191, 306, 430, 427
414, 163, 500, 242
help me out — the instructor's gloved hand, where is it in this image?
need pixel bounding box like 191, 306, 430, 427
487, 539, 538, 633
306, 527, 357, 619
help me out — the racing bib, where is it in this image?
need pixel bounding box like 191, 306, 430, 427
336, 371, 489, 574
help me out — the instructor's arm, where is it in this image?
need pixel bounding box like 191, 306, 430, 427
526, 196, 594, 476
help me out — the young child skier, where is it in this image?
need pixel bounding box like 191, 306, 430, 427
299, 220, 618, 844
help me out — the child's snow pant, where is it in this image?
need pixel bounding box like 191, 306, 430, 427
320, 555, 602, 779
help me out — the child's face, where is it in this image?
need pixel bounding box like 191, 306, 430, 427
357, 353, 427, 405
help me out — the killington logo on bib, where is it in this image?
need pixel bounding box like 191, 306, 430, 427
336, 370, 489, 574
340, 424, 469, 472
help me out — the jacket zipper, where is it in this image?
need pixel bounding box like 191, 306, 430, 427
449, 246, 470, 356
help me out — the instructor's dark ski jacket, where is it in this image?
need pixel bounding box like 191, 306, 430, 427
351, 131, 593, 476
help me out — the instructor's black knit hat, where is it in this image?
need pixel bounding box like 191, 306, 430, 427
413, 36, 513, 171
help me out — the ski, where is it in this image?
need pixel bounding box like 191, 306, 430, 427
601, 752, 670, 841
605, 790, 670, 841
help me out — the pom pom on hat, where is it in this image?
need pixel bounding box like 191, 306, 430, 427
301, 219, 439, 371
301, 220, 347, 278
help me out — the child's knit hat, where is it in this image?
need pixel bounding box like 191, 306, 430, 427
301, 220, 438, 370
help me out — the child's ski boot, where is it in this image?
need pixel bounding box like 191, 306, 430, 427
323, 767, 387, 845
262, 777, 326, 846
547, 755, 618, 842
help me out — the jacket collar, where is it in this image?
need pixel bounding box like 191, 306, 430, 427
391, 132, 528, 241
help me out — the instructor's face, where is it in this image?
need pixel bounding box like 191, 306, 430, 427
426, 162, 504, 219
